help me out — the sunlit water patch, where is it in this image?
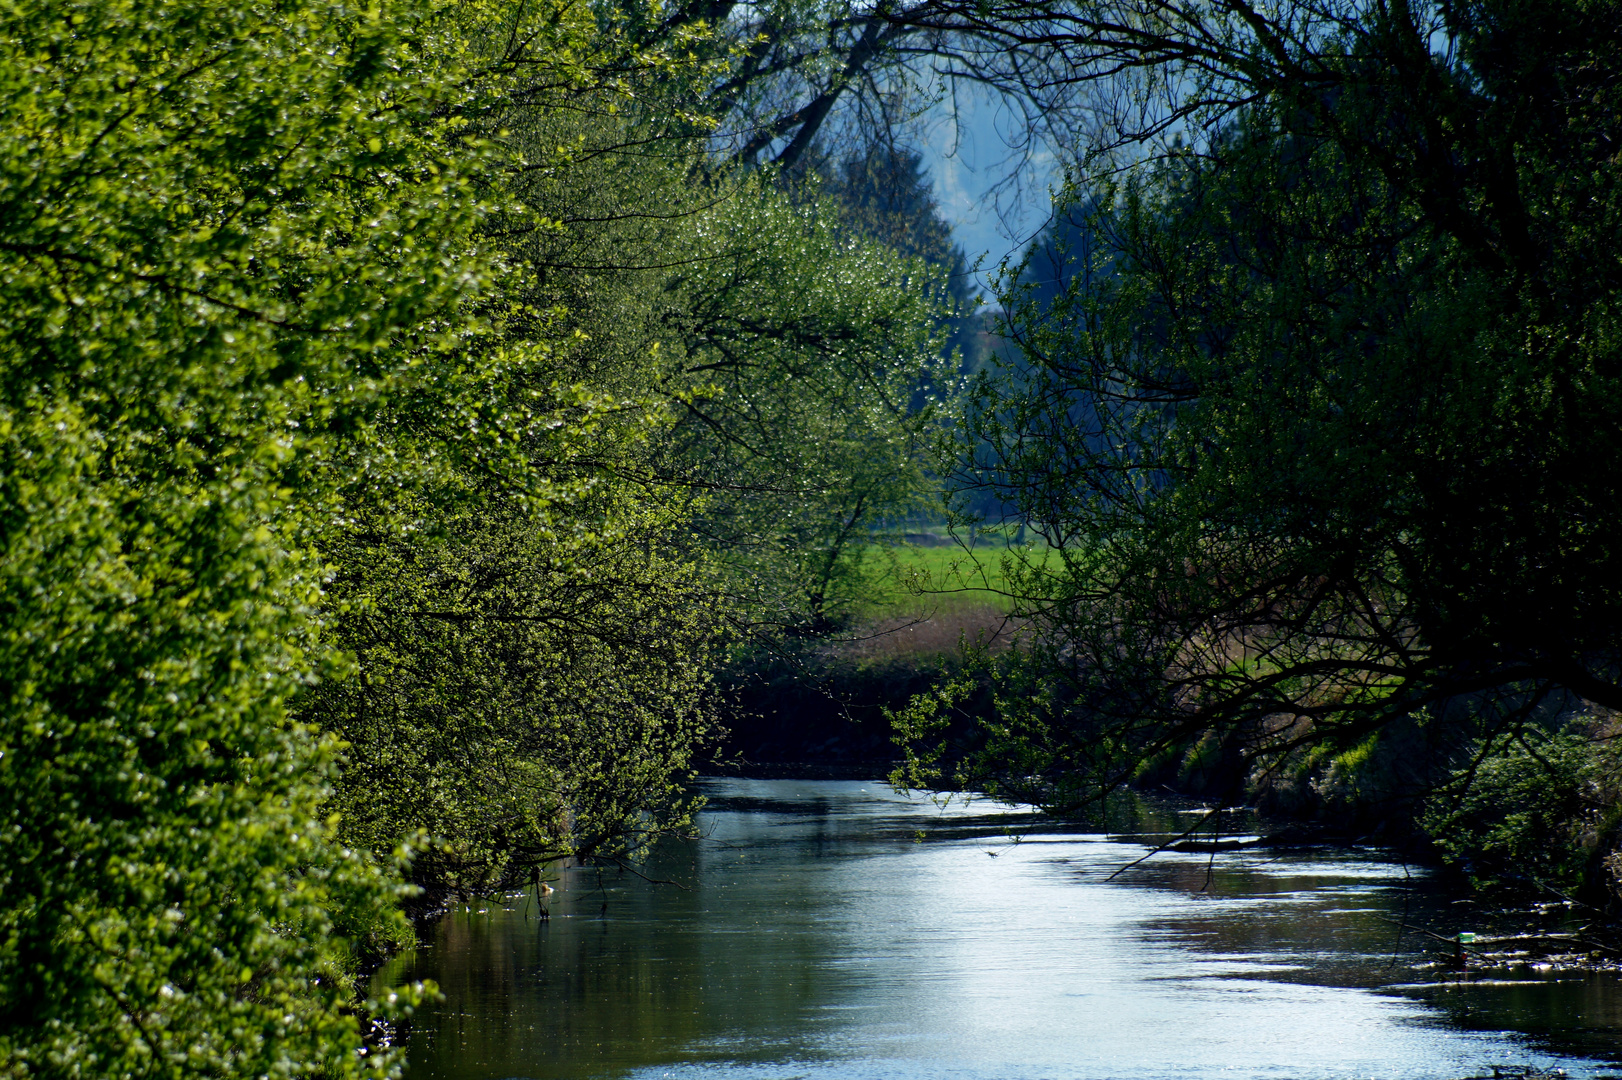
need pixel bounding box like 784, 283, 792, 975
385, 778, 1622, 1079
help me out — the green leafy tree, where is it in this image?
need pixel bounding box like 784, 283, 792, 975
305, 388, 727, 899
0, 0, 969, 1072
464, 29, 956, 632
470, 48, 957, 632
299, 11, 953, 896
664, 187, 955, 631
0, 0, 529, 1071
899, 1, 1622, 815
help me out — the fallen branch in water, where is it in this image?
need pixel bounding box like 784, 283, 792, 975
1168, 838, 1262, 853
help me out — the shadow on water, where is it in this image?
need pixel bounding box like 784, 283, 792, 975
382, 778, 1622, 1080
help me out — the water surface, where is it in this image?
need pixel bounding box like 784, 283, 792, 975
389, 778, 1622, 1079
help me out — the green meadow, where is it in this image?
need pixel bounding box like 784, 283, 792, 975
853, 528, 1049, 619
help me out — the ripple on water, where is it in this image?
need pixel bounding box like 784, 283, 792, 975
388, 778, 1622, 1080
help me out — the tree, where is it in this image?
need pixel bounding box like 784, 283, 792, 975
297, 9, 956, 898
305, 463, 725, 900
896, 0, 1622, 814
466, 25, 956, 635
259, 0, 738, 903
0, 0, 958, 1068
0, 0, 503, 1071
639, 0, 923, 170
820, 144, 984, 370
660, 186, 955, 631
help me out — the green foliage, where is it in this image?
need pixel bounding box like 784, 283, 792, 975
819, 148, 967, 282
909, 2, 1622, 824
666, 186, 955, 630
307, 451, 723, 898
0, 0, 966, 1070
1422, 732, 1622, 896
456, 34, 956, 633
888, 677, 977, 792
284, 3, 954, 893
0, 0, 504, 1071
281, 19, 731, 897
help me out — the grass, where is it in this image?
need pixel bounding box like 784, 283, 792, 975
798, 528, 1063, 664
850, 527, 1054, 620
857, 545, 1014, 617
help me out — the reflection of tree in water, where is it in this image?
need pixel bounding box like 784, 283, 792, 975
396, 813, 859, 1080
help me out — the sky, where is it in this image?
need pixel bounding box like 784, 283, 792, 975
913, 84, 1060, 297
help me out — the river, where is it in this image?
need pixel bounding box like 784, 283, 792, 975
383, 777, 1622, 1079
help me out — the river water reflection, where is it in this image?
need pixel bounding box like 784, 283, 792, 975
389, 778, 1622, 1079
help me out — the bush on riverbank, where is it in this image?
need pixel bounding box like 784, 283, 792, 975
719, 603, 1013, 768
1154, 712, 1622, 911
0, 0, 474, 1069
1421, 726, 1622, 903
876, 624, 1622, 912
